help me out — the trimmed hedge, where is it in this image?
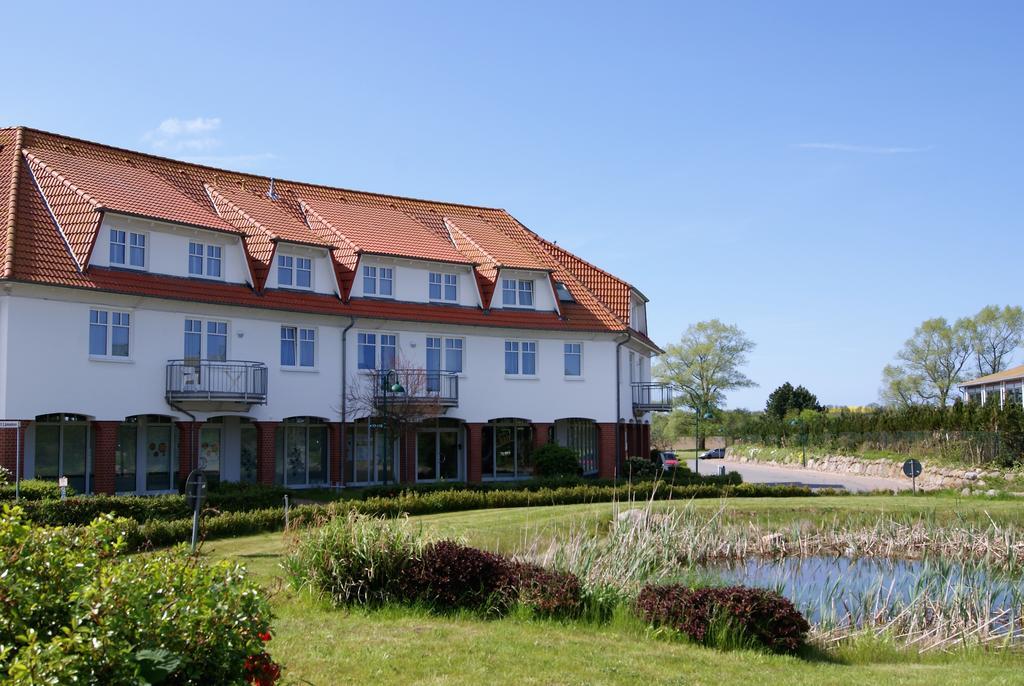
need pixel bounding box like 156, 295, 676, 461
0, 480, 68, 501
636, 584, 810, 653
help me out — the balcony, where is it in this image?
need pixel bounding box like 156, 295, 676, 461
166, 360, 268, 409
373, 369, 459, 410
632, 382, 673, 414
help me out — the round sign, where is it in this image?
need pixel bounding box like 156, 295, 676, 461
902, 459, 923, 478
185, 470, 207, 510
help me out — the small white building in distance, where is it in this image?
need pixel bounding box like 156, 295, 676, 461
959, 364, 1024, 408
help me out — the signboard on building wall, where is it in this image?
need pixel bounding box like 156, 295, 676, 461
0, 421, 20, 429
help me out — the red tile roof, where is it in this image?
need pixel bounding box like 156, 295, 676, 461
0, 126, 660, 348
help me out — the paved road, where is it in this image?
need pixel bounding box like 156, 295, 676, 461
696, 459, 910, 493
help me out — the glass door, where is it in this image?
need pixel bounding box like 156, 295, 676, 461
239, 424, 258, 483
438, 430, 459, 480
146, 424, 174, 491
417, 432, 437, 481
115, 424, 137, 492
417, 429, 462, 481
199, 427, 222, 483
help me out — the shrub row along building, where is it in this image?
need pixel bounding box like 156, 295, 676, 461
0, 127, 669, 494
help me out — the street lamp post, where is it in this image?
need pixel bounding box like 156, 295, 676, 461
380, 369, 406, 484
789, 418, 807, 468
694, 407, 714, 474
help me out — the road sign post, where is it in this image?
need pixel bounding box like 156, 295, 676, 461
185, 470, 207, 553
902, 459, 923, 493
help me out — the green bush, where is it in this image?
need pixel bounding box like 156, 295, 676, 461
532, 444, 584, 478
0, 480, 68, 501
624, 456, 660, 480
0, 506, 277, 684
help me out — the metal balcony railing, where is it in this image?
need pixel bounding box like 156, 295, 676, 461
373, 369, 459, 408
166, 360, 268, 405
632, 382, 673, 413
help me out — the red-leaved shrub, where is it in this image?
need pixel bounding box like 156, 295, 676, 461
509, 562, 584, 618
402, 541, 516, 612
635, 584, 809, 653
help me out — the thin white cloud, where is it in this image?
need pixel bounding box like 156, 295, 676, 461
144, 117, 223, 152
795, 142, 932, 154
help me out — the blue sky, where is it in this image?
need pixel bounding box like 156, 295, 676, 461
3, 1, 1021, 409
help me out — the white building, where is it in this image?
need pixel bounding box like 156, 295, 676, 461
0, 127, 668, 494
959, 365, 1024, 409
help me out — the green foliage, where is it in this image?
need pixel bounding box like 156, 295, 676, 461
531, 443, 584, 477
624, 456, 660, 480
0, 480, 68, 501
967, 305, 1024, 377
284, 513, 430, 606
882, 316, 973, 407
765, 382, 822, 419
656, 319, 756, 412
0, 506, 276, 684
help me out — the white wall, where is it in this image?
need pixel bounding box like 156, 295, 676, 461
489, 268, 557, 312
93, 214, 252, 285
351, 256, 480, 307
263, 243, 340, 296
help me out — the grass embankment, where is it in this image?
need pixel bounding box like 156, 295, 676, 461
205, 496, 1024, 685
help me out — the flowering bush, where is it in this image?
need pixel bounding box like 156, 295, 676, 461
0, 506, 279, 684
635, 584, 809, 653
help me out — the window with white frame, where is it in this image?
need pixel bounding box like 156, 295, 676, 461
429, 272, 458, 302
184, 319, 228, 361
504, 340, 537, 376
357, 332, 397, 370
109, 229, 146, 269
188, 242, 223, 278
89, 309, 131, 358
501, 278, 534, 307
425, 337, 464, 374
363, 265, 393, 297
278, 254, 312, 289
564, 343, 582, 377
281, 326, 316, 368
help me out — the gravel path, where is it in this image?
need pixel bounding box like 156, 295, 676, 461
700, 459, 912, 492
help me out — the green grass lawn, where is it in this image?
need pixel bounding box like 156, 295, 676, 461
203, 495, 1024, 685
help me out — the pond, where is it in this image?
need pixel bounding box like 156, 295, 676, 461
703, 555, 1024, 637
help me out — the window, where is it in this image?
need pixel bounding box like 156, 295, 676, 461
501, 278, 534, 307
564, 343, 582, 377
554, 281, 575, 302
482, 419, 534, 479
445, 338, 464, 373
278, 255, 294, 286
429, 272, 458, 302
557, 419, 598, 475
363, 265, 393, 296
189, 242, 223, 278
357, 332, 397, 370
281, 326, 316, 368
505, 340, 537, 376
184, 319, 227, 361
109, 229, 145, 268
426, 337, 462, 392
296, 257, 312, 288
275, 417, 329, 487
34, 414, 91, 493
89, 309, 131, 358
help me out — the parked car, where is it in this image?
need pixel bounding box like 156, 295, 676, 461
660, 451, 679, 472
699, 448, 726, 460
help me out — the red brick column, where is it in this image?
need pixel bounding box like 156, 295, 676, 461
328, 422, 343, 486
532, 422, 552, 450
0, 421, 29, 480
254, 421, 279, 486
176, 421, 199, 487
466, 423, 483, 483
630, 423, 641, 457
400, 428, 417, 483
91, 421, 119, 495
597, 422, 618, 479
641, 423, 651, 459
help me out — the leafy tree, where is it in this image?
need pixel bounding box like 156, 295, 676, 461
765, 382, 822, 419
967, 305, 1024, 377
880, 317, 972, 407
656, 320, 756, 414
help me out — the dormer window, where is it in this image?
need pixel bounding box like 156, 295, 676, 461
555, 281, 575, 303
110, 229, 146, 269
188, 242, 223, 279
429, 272, 458, 302
278, 254, 312, 289
502, 278, 534, 307
363, 266, 394, 297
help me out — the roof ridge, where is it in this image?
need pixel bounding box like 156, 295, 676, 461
443, 217, 497, 266
23, 150, 103, 210
14, 125, 506, 213
2, 127, 24, 278
298, 200, 361, 253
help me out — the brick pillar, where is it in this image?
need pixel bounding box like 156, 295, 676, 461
597, 422, 618, 479
641, 423, 651, 459
91, 421, 119, 495
630, 423, 641, 457
532, 422, 552, 450
254, 421, 279, 486
466, 423, 483, 483
176, 421, 199, 488
0, 421, 29, 480
400, 428, 417, 483
328, 422, 343, 486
